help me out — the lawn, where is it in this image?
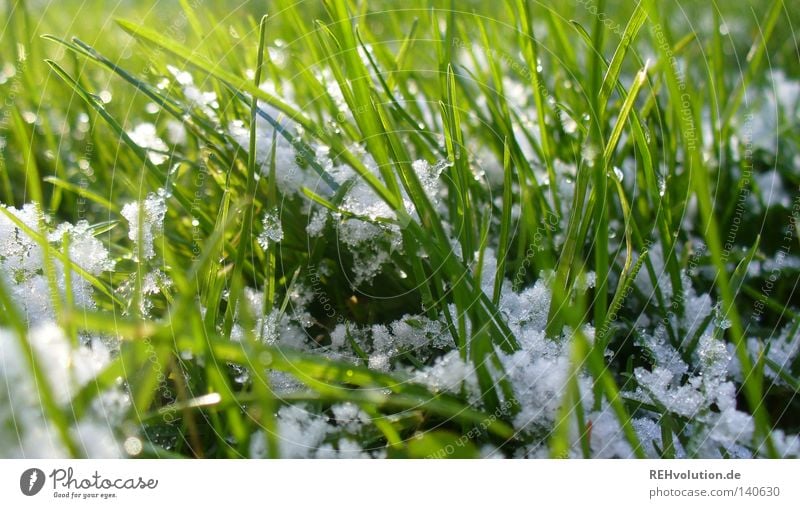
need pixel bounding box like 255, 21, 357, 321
0, 0, 798, 459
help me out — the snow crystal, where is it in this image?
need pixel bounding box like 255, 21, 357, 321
412, 158, 451, 199
0, 323, 127, 458
770, 430, 800, 458
275, 405, 331, 458
331, 402, 370, 433
121, 191, 167, 260
0, 204, 115, 323
329, 315, 449, 369
142, 269, 172, 295
329, 324, 347, 349
165, 120, 187, 145
586, 407, 634, 458
501, 342, 577, 431
250, 403, 374, 459
167, 65, 219, 119
257, 209, 283, 249
227, 114, 316, 195
413, 349, 478, 395
231, 288, 308, 349
632, 367, 706, 417
127, 123, 169, 165
314, 438, 371, 459
306, 208, 328, 237
748, 322, 800, 387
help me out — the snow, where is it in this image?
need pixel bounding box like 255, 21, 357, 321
0, 323, 128, 458
0, 203, 115, 324
127, 123, 169, 165
249, 404, 376, 459
5, 57, 800, 460
121, 191, 167, 260
257, 208, 284, 249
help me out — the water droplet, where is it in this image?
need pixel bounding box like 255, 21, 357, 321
716, 317, 732, 330
123, 436, 143, 456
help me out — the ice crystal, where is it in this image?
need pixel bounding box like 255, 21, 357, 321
0, 323, 127, 457
167, 65, 219, 120
0, 204, 114, 324
121, 191, 167, 260
257, 208, 283, 249
127, 123, 169, 165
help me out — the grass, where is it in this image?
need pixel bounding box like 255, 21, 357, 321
0, 0, 798, 459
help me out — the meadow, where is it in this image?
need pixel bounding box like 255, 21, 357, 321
0, 0, 798, 459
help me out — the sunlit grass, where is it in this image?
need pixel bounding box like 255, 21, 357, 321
0, 0, 798, 459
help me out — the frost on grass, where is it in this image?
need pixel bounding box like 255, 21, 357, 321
121, 191, 167, 260
241, 243, 798, 458
323, 155, 449, 284
216, 69, 799, 457
4, 35, 797, 460
220, 230, 800, 458
747, 322, 800, 388
227, 114, 317, 195
257, 208, 283, 250
0, 205, 128, 457
0, 203, 114, 324
326, 315, 451, 370
0, 323, 128, 458
227, 104, 453, 284
127, 123, 170, 165
166, 65, 219, 121
249, 404, 376, 459
229, 287, 308, 350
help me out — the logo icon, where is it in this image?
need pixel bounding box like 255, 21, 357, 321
20, 468, 45, 496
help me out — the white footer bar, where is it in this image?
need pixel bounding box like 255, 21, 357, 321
2, 459, 798, 507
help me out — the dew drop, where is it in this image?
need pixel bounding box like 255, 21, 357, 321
124, 436, 143, 456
